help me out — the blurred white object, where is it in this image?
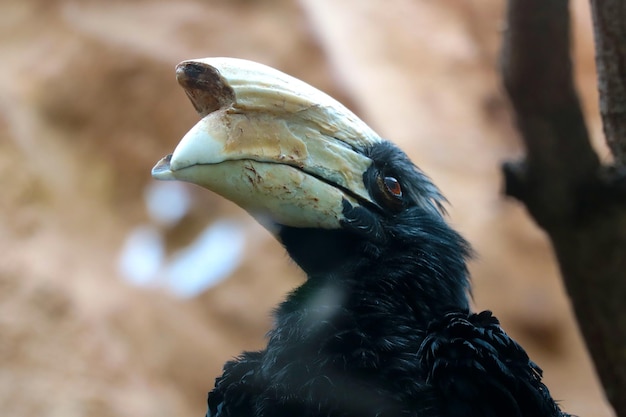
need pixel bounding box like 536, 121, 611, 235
164, 220, 247, 298
145, 181, 191, 226
118, 225, 165, 286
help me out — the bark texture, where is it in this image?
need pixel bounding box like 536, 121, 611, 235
500, 0, 626, 415
590, 0, 626, 165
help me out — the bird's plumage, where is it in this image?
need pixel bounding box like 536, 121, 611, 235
152, 58, 569, 417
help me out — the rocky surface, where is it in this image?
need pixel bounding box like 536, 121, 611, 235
0, 1, 614, 416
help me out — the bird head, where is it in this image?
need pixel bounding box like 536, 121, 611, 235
153, 58, 470, 306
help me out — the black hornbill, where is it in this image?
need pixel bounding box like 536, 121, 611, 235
152, 58, 569, 417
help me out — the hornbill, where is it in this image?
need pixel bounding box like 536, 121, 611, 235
152, 58, 569, 417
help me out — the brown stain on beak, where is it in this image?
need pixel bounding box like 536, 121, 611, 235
176, 61, 235, 117
222, 114, 309, 168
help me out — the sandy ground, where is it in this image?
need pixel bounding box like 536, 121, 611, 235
0, 1, 615, 416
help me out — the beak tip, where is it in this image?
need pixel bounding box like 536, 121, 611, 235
151, 154, 177, 181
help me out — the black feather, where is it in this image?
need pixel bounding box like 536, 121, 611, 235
205, 141, 570, 417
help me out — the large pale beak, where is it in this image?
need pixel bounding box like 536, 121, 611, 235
152, 57, 383, 230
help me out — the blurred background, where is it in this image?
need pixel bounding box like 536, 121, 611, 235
0, 0, 616, 416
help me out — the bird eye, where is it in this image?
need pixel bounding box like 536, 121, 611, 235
373, 174, 404, 212
383, 176, 402, 199
371, 172, 404, 212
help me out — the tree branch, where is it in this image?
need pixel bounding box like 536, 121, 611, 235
589, 0, 626, 165
500, 0, 599, 226
500, 0, 626, 415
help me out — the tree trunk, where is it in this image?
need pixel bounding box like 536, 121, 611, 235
589, 0, 626, 165
500, 0, 626, 415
